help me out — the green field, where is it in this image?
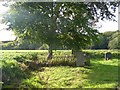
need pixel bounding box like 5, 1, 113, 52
1, 50, 119, 89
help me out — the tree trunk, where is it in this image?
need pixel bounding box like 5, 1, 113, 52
72, 49, 75, 55
47, 45, 53, 60
73, 50, 85, 67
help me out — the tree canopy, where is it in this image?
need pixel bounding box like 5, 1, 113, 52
3, 2, 118, 51
108, 30, 120, 49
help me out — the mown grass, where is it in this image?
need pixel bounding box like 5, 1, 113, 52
85, 59, 118, 88
1, 50, 119, 89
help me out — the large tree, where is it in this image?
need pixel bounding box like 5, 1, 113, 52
3, 2, 63, 59
2, 2, 118, 66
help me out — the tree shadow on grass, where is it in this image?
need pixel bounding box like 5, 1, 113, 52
85, 61, 119, 88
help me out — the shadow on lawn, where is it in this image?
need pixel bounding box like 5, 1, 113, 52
86, 61, 119, 88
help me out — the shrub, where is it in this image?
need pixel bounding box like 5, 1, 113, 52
2, 60, 27, 86
13, 55, 26, 63
25, 53, 38, 61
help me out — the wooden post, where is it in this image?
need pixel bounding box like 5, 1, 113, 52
47, 45, 53, 60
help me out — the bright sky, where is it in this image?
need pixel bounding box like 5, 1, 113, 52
0, 2, 16, 41
0, 2, 118, 41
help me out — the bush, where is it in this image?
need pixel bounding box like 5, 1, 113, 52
13, 55, 26, 63
26, 53, 38, 60
2, 60, 27, 86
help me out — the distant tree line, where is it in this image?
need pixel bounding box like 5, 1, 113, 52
1, 38, 67, 50
1, 30, 119, 50
1, 39, 46, 50
90, 30, 120, 49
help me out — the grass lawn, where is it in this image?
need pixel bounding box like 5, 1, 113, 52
1, 50, 119, 89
